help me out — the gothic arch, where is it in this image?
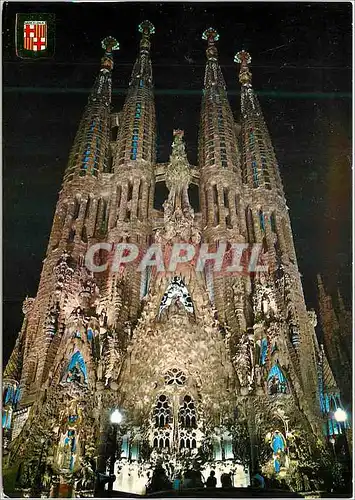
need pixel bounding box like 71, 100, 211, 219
179, 395, 196, 428
158, 276, 194, 318
267, 363, 288, 395
61, 351, 88, 386
153, 394, 171, 428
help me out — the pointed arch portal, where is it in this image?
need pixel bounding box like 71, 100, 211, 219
267, 363, 287, 394
63, 351, 88, 385
159, 277, 194, 317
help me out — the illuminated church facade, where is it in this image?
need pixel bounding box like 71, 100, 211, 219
3, 22, 350, 496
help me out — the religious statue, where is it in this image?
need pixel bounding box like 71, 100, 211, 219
233, 334, 252, 394
271, 431, 287, 473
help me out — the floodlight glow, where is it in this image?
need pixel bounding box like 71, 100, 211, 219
334, 408, 347, 422
110, 409, 123, 424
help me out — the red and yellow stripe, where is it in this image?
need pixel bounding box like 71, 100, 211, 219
24, 23, 47, 51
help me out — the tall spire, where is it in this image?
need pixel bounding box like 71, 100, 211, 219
198, 28, 241, 174
90, 36, 119, 103
234, 50, 283, 194
129, 20, 155, 88
114, 21, 156, 168
317, 275, 352, 406
63, 36, 119, 182
202, 27, 226, 89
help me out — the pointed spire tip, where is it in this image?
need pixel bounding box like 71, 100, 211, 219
100, 37, 119, 72
202, 28, 219, 61
234, 50, 252, 86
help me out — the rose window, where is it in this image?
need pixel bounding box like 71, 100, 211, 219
164, 368, 187, 386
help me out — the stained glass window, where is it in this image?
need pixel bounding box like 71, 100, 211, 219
179, 431, 197, 449
153, 431, 170, 449
153, 394, 171, 428
179, 395, 196, 428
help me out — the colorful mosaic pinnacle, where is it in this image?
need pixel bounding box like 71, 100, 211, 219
234, 49, 252, 65
138, 20, 155, 53
203, 28, 219, 61
101, 36, 120, 52
100, 37, 119, 71
138, 20, 155, 36
202, 27, 220, 43
235, 50, 252, 86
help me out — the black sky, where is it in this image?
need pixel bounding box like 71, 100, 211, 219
3, 2, 352, 364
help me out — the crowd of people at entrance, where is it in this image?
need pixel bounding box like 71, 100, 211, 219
146, 467, 235, 493
146, 466, 296, 494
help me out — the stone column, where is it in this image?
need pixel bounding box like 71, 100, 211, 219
207, 185, 214, 226
131, 179, 140, 220
228, 189, 238, 228
139, 181, 149, 221
74, 199, 88, 244
118, 182, 128, 222
87, 198, 98, 238
108, 190, 118, 229
217, 185, 225, 228
252, 209, 262, 244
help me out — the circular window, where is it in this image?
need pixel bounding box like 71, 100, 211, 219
164, 368, 187, 386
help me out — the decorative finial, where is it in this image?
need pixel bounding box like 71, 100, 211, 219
166, 129, 192, 197
173, 129, 184, 139
234, 50, 252, 86
202, 27, 219, 60
138, 20, 155, 36
100, 37, 119, 71
202, 27, 220, 43
138, 20, 155, 52
101, 36, 120, 52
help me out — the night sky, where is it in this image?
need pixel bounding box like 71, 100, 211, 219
3, 2, 352, 365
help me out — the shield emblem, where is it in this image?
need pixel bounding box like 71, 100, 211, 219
23, 21, 47, 52
16, 13, 55, 59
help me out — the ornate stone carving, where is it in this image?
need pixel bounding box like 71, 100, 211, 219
45, 302, 60, 337
103, 332, 122, 388
54, 251, 75, 297
253, 274, 278, 322
232, 333, 252, 394
155, 130, 201, 245
307, 309, 317, 328
165, 130, 192, 192
22, 297, 35, 315
78, 268, 99, 311
231, 279, 247, 332
4, 29, 343, 499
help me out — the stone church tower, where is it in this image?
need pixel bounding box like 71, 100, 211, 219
3, 23, 347, 496
316, 275, 352, 409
